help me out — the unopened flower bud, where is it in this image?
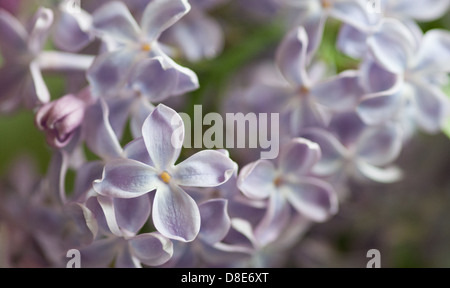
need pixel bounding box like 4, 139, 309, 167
35, 93, 91, 148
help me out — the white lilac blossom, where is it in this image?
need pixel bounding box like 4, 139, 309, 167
87, 0, 199, 100
93, 104, 236, 242
1, 0, 449, 268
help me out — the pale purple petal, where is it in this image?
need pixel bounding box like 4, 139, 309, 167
128, 57, 179, 102
330, 0, 371, 31
367, 19, 417, 73
355, 124, 403, 166
237, 160, 277, 200
105, 97, 134, 140
411, 82, 450, 133
328, 111, 366, 147
87, 49, 137, 97
29, 60, 50, 105
254, 191, 290, 247
198, 199, 231, 245
79, 238, 121, 268
300, 128, 347, 176
28, 8, 54, 54
114, 194, 151, 235
279, 138, 321, 176
140, 0, 191, 41
64, 202, 98, 246
129, 232, 174, 266
389, 0, 450, 21
283, 177, 338, 222
115, 245, 141, 268
311, 70, 364, 111
92, 1, 140, 43
152, 183, 201, 242
141, 104, 184, 170
356, 161, 403, 183
172, 150, 235, 187
123, 137, 154, 166
164, 9, 223, 62
83, 99, 123, 160
0, 9, 28, 60
359, 59, 400, 93
275, 26, 310, 87
72, 161, 104, 203
129, 97, 155, 139
53, 7, 93, 52
93, 159, 159, 198
413, 29, 450, 74
357, 85, 404, 125
337, 23, 368, 59
154, 47, 200, 95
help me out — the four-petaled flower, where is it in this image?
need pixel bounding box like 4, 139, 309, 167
237, 138, 338, 246
93, 104, 236, 242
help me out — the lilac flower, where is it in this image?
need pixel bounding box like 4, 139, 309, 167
237, 138, 338, 246
161, 199, 233, 267
0, 7, 95, 112
301, 113, 404, 183
215, 215, 311, 267
78, 194, 173, 268
35, 88, 96, 148
249, 26, 363, 136
0, 8, 53, 111
87, 0, 199, 100
357, 29, 450, 133
93, 104, 236, 242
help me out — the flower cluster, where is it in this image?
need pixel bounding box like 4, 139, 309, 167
0, 0, 449, 268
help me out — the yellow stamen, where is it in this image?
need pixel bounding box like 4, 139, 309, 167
160, 171, 171, 184
141, 43, 151, 52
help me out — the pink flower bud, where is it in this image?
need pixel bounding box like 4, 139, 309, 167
35, 92, 92, 148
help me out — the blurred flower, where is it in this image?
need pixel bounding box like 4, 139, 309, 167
237, 138, 338, 246
357, 29, 450, 133
0, 8, 53, 111
87, 0, 199, 100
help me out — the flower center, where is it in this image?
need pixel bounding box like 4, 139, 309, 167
321, 0, 332, 8
273, 176, 283, 187
298, 85, 310, 98
141, 43, 151, 52
160, 171, 171, 184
